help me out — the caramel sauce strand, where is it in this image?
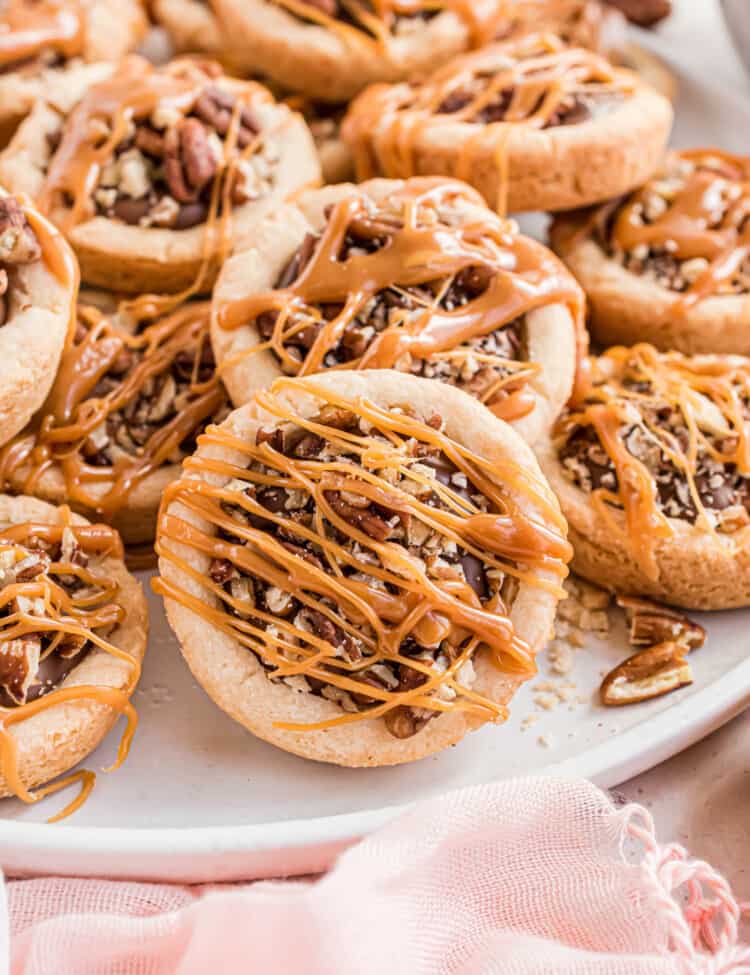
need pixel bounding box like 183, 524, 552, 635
0, 513, 139, 819
217, 179, 586, 408
0, 0, 84, 69
0, 302, 224, 519
155, 383, 570, 732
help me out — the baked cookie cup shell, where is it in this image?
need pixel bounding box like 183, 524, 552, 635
0, 197, 78, 449
157, 370, 563, 767
348, 83, 673, 213
549, 228, 750, 355
537, 437, 750, 610
0, 495, 148, 797
211, 181, 577, 447
210, 0, 475, 102
0, 96, 322, 295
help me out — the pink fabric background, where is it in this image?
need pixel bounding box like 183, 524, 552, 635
4, 778, 750, 974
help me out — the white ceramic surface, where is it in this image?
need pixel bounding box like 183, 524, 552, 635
2, 5, 750, 884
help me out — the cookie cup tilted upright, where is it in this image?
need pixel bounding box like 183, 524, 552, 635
155, 370, 571, 767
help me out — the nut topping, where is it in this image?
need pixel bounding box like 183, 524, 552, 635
617, 595, 706, 651
0, 197, 41, 265
601, 641, 692, 706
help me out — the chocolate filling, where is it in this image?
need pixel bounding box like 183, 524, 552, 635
436, 84, 622, 128
208, 407, 511, 739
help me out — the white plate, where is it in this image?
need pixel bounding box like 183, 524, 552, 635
3, 20, 750, 884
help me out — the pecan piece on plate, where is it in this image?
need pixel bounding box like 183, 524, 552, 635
616, 595, 706, 651
601, 641, 692, 706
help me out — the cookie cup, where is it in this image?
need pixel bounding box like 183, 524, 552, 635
157, 370, 564, 766
212, 181, 577, 446
0, 495, 148, 797
0, 93, 321, 294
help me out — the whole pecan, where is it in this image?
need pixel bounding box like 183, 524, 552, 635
194, 86, 260, 150
165, 118, 217, 204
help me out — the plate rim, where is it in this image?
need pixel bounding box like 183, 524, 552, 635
2, 653, 749, 881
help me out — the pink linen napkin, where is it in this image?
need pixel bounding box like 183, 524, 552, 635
5, 777, 750, 974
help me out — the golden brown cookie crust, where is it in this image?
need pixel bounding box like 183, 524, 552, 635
211, 180, 577, 445
158, 370, 564, 766
0, 495, 148, 797
549, 223, 750, 356
0, 78, 321, 294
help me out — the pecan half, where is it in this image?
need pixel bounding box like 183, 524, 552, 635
605, 0, 671, 27
165, 118, 217, 204
617, 595, 706, 651
194, 86, 260, 150
601, 641, 692, 706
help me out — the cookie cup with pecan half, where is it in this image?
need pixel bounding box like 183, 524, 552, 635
342, 34, 673, 214
0, 56, 321, 294
538, 344, 750, 610
155, 370, 570, 767
0, 190, 78, 449
212, 178, 581, 447
550, 150, 750, 355
0, 0, 147, 147
0, 495, 147, 801
0, 297, 231, 546
208, 0, 510, 103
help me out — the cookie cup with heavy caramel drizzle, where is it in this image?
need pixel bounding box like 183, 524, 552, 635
0, 56, 321, 294
538, 344, 750, 610
212, 178, 581, 446
0, 298, 231, 546
0, 0, 146, 147
155, 370, 570, 766
208, 0, 510, 103
0, 190, 78, 449
342, 34, 673, 214
0, 495, 147, 805
551, 150, 750, 355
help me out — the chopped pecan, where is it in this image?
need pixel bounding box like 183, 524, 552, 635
325, 491, 394, 541
209, 557, 238, 585
0, 197, 41, 265
165, 118, 217, 204
14, 550, 51, 582
0, 634, 41, 706
601, 642, 692, 706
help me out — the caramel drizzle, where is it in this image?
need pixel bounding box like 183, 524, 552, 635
0, 514, 139, 821
605, 150, 750, 313
0, 0, 84, 69
0, 301, 225, 521
155, 378, 570, 732
216, 178, 585, 422
559, 343, 750, 578
342, 33, 636, 213
274, 0, 509, 49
